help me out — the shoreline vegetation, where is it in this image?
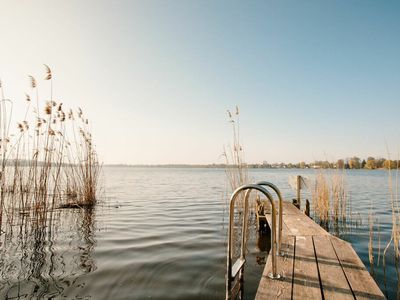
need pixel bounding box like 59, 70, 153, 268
0, 67, 100, 298
0, 66, 100, 234
103, 159, 395, 170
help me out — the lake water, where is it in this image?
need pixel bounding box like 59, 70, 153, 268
0, 167, 398, 299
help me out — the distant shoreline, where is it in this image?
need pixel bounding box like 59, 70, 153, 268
102, 164, 389, 170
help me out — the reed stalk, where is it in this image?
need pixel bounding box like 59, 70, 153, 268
0, 66, 101, 236
223, 106, 250, 258
368, 213, 375, 276
311, 167, 348, 231
223, 106, 249, 194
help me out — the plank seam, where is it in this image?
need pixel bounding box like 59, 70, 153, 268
330, 237, 356, 300
312, 236, 325, 300
291, 236, 296, 300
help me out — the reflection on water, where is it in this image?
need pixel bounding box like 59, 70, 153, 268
0, 167, 398, 299
0, 206, 96, 299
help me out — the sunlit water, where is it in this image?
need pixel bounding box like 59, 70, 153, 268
0, 167, 398, 299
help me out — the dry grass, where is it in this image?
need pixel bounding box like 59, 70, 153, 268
362, 150, 400, 294
311, 168, 348, 230
223, 106, 251, 259
386, 161, 400, 258
312, 171, 330, 224
223, 106, 250, 215
332, 170, 347, 221
0, 66, 100, 234
368, 213, 375, 276
223, 106, 249, 194
381, 154, 400, 287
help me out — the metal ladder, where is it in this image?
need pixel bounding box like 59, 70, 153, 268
225, 182, 283, 300
256, 181, 284, 256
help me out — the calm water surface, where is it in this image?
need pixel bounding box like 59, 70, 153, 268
0, 167, 398, 299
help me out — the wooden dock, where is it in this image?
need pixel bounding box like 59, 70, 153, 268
255, 201, 385, 300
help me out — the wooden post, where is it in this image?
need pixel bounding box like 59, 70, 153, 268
305, 199, 310, 217
297, 175, 301, 210
292, 198, 299, 209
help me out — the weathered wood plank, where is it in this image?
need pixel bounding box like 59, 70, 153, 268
255, 236, 295, 300
283, 212, 328, 236
292, 236, 322, 299
313, 235, 354, 300
261, 200, 299, 215
281, 201, 304, 215
255, 202, 385, 299
263, 201, 328, 236
330, 236, 385, 300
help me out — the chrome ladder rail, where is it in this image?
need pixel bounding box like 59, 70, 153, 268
255, 181, 284, 256
226, 184, 281, 300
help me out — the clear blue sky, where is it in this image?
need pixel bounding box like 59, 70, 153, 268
0, 1, 399, 164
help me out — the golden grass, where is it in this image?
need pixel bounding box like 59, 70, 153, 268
0, 66, 100, 234
312, 171, 330, 224
381, 154, 400, 283
311, 168, 348, 230
368, 213, 375, 276
223, 106, 249, 194
223, 106, 251, 258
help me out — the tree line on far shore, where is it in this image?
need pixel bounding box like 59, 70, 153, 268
103, 157, 400, 170
258, 157, 399, 170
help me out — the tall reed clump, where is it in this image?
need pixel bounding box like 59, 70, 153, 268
332, 169, 347, 222
0, 79, 12, 232
223, 106, 249, 194
64, 107, 100, 207
0, 65, 100, 233
382, 157, 400, 279
80, 126, 100, 205
313, 171, 330, 224
311, 168, 348, 230
368, 213, 375, 276
223, 106, 250, 258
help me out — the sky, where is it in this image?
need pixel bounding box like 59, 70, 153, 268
0, 0, 399, 164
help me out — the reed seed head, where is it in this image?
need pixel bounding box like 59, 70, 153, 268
44, 64, 52, 80
28, 75, 37, 88
45, 102, 52, 114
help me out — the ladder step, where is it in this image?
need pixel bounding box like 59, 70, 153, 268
231, 258, 245, 279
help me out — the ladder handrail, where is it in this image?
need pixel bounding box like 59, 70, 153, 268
226, 184, 279, 300
255, 181, 284, 255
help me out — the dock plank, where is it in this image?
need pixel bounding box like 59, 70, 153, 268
255, 235, 295, 300
283, 211, 328, 236
292, 235, 322, 299
330, 236, 385, 300
313, 235, 353, 299
254, 202, 385, 300
263, 201, 327, 236
281, 201, 305, 215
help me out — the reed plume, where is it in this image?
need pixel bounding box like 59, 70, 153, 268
0, 66, 101, 235
311, 167, 348, 231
